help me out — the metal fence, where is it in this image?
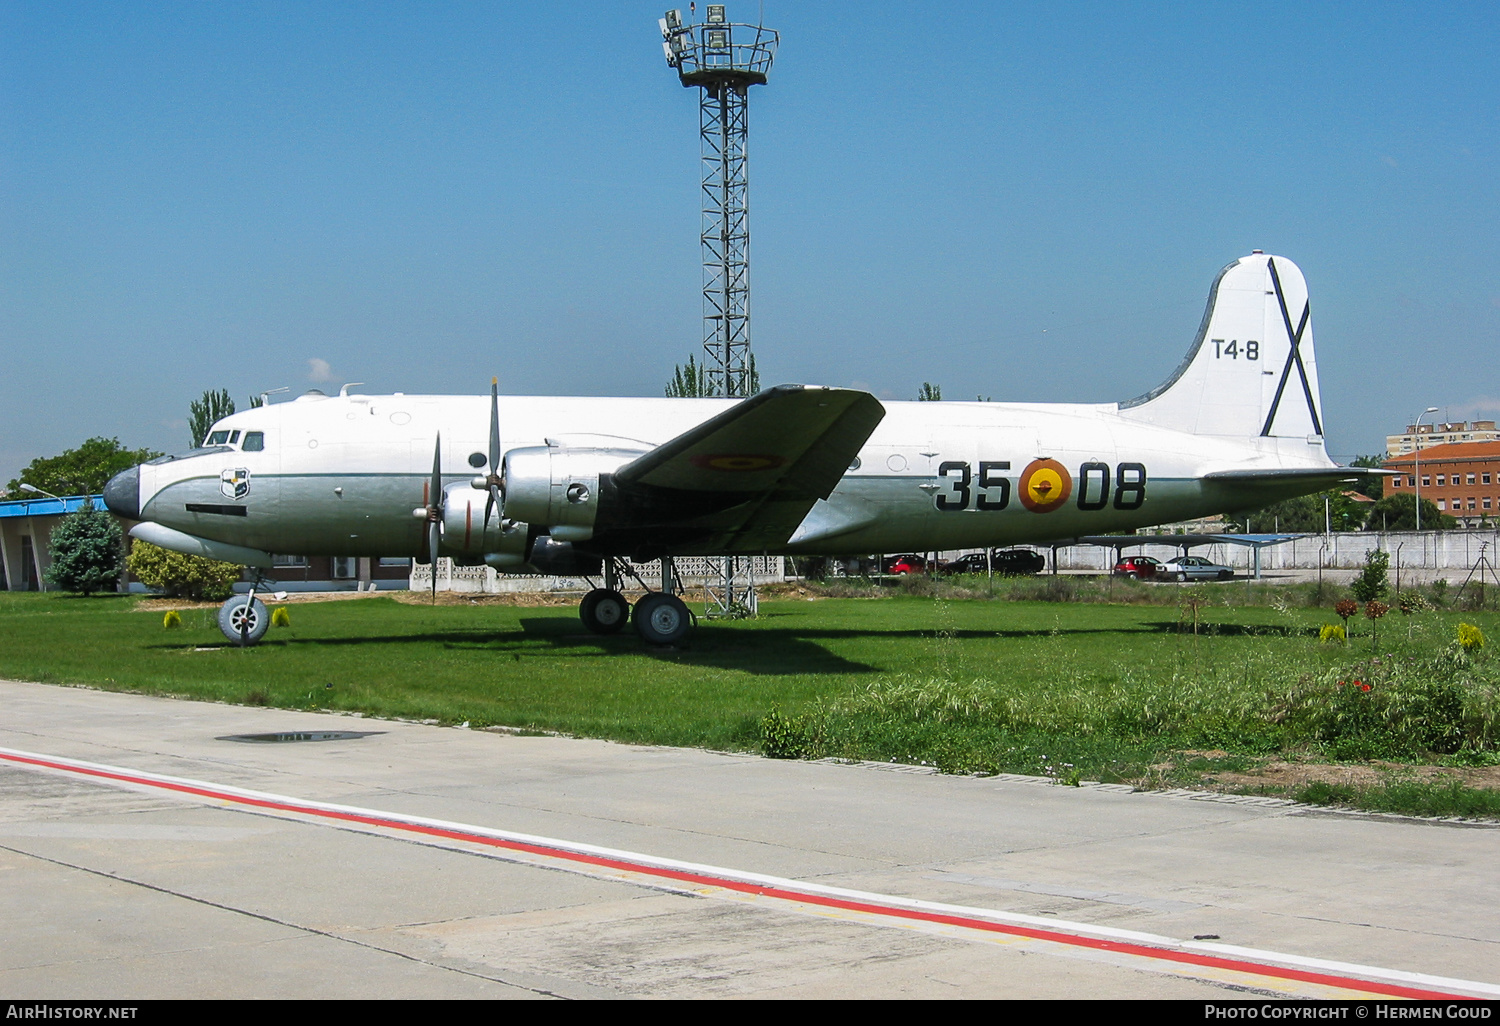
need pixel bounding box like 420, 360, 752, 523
411, 555, 787, 595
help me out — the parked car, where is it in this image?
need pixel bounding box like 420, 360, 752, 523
1157, 555, 1235, 581
883, 554, 928, 575
937, 553, 989, 576
990, 549, 1046, 575
1112, 555, 1163, 579
938, 550, 1045, 576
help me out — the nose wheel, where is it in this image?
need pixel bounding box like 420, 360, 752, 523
218, 594, 269, 646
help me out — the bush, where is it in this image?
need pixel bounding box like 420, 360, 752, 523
1350, 549, 1390, 603
760, 705, 824, 759
45, 499, 123, 595
125, 541, 243, 601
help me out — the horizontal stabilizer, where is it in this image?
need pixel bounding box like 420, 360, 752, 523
1203, 467, 1388, 486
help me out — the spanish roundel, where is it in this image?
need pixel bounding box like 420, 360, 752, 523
1018, 458, 1071, 513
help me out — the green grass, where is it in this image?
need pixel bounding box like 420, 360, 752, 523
1, 588, 1496, 817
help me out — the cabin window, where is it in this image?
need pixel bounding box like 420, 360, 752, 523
242, 432, 265, 452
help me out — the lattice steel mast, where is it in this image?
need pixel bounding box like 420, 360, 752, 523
659, 6, 778, 615
660, 5, 777, 399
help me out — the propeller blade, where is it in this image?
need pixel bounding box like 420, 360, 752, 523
485, 378, 501, 527
488, 377, 501, 473
428, 433, 443, 598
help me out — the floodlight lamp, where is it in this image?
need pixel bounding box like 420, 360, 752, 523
706, 5, 726, 24
662, 40, 675, 62
665, 9, 682, 30
707, 28, 728, 49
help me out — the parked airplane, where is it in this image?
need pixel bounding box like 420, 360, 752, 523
105, 253, 1374, 644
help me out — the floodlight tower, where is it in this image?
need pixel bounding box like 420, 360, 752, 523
660, 5, 778, 399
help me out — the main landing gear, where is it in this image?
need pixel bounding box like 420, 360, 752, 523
578, 558, 693, 645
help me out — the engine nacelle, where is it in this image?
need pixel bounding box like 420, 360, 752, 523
501, 445, 639, 540
440, 483, 527, 560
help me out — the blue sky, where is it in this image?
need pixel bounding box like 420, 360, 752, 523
3, 0, 1496, 481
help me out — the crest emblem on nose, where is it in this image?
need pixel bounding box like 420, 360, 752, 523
221, 468, 251, 500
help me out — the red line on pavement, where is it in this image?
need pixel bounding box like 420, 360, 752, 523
1, 748, 1473, 1001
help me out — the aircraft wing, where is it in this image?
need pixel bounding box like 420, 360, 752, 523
606, 385, 885, 553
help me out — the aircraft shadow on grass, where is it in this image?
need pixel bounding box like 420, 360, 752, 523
1142, 621, 1318, 638
147, 619, 1272, 677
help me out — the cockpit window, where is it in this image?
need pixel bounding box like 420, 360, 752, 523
207, 430, 231, 446
242, 432, 265, 452
229, 430, 241, 444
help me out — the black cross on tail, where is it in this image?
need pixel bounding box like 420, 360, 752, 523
1260, 257, 1323, 438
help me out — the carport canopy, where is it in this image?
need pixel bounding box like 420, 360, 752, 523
1060, 533, 1305, 580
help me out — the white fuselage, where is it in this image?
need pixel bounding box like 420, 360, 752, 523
131, 389, 1334, 560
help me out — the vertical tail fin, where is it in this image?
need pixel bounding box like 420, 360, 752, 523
1118, 254, 1324, 441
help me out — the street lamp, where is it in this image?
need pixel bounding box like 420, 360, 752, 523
1413, 407, 1438, 531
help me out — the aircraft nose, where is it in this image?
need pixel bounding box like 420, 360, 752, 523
103, 465, 140, 520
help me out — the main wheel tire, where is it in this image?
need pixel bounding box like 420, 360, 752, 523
218, 595, 269, 646
632, 593, 691, 646
580, 588, 629, 634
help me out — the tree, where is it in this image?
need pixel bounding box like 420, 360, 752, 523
125, 540, 243, 601
6, 437, 162, 497
188, 389, 236, 449
45, 499, 123, 595
1243, 490, 1365, 533
917, 382, 942, 401
1361, 493, 1454, 532
1349, 548, 1389, 603
1349, 455, 1387, 499
665, 353, 760, 398
665, 354, 708, 397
